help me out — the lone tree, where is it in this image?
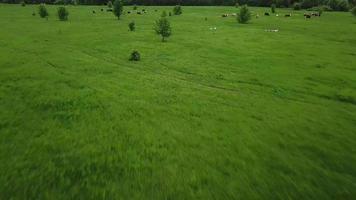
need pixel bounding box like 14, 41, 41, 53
237, 5, 251, 24
173, 5, 182, 15
113, 0, 123, 19
57, 6, 69, 21
154, 15, 171, 42
38, 4, 49, 18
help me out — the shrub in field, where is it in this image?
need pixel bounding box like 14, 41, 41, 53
113, 0, 123, 19
38, 4, 49, 18
161, 11, 167, 17
21, 1, 25, 6
352, 7, 356, 16
128, 21, 135, 31
293, 2, 301, 10
237, 5, 251, 24
169, 11, 172, 16
271, 4, 276, 13
107, 1, 113, 8
173, 5, 182, 15
129, 51, 140, 61
57, 6, 69, 21
154, 17, 171, 42
133, 5, 137, 10
328, 0, 349, 11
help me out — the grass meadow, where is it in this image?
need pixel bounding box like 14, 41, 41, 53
0, 3, 356, 199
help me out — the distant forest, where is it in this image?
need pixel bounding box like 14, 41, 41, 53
1, 0, 355, 10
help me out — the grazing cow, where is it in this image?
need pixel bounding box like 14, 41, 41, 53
137, 11, 142, 15
264, 12, 270, 16
312, 12, 320, 16
107, 8, 113, 12
304, 13, 311, 18
231, 13, 236, 16
92, 10, 96, 14
222, 14, 228, 17
127, 11, 131, 14
142, 9, 145, 12
285, 13, 291, 17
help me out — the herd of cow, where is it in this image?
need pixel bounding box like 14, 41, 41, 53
222, 11, 321, 19
92, 8, 156, 15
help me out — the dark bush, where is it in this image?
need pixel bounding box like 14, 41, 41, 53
57, 6, 69, 21
173, 5, 182, 15
38, 4, 49, 18
21, 1, 25, 6
133, 5, 137, 10
128, 21, 135, 31
129, 51, 140, 61
352, 7, 356, 16
169, 11, 172, 16
113, 0, 123, 19
293, 2, 301, 10
271, 3, 276, 13
237, 5, 251, 24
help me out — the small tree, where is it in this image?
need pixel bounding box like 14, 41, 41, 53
352, 7, 356, 16
237, 5, 251, 24
107, 1, 113, 8
38, 4, 49, 18
161, 11, 167, 17
271, 4, 276, 13
113, 0, 123, 19
129, 21, 135, 31
173, 5, 182, 15
133, 5, 137, 10
154, 16, 171, 42
57, 6, 69, 21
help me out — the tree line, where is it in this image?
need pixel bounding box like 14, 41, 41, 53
1, 0, 355, 10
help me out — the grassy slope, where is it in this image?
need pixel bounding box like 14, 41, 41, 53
0, 4, 356, 199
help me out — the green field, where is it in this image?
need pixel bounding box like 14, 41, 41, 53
0, 4, 356, 199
